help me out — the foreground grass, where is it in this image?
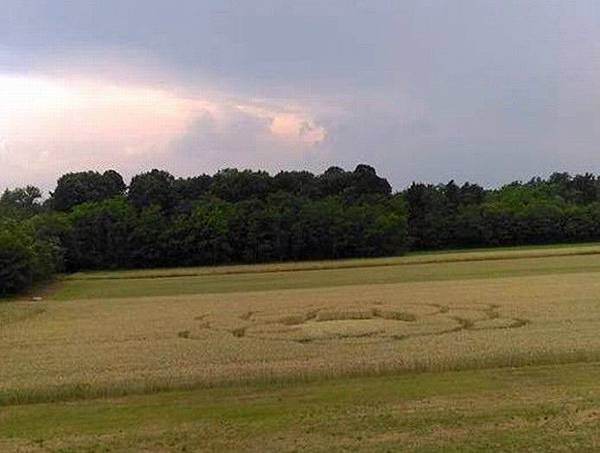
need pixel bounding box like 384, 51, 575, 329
3, 362, 600, 452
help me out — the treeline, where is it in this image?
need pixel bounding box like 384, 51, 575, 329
0, 165, 405, 295
3, 166, 600, 296
406, 172, 600, 249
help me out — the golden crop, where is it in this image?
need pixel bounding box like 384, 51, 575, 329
2, 248, 600, 404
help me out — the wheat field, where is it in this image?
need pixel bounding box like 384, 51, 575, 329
3, 246, 600, 406
5, 246, 600, 451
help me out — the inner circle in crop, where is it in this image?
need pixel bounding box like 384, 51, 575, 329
221, 302, 528, 344
240, 305, 445, 344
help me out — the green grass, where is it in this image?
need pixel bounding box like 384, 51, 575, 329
3, 362, 600, 451
66, 242, 600, 280
52, 249, 600, 300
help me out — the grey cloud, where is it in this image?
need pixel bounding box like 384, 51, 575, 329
167, 105, 327, 178
3, 0, 600, 190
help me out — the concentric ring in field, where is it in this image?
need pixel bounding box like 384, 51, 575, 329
196, 302, 529, 345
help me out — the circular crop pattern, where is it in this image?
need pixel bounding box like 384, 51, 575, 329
182, 301, 530, 345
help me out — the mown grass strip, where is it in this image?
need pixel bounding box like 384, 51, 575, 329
64, 243, 600, 282
3, 361, 600, 452
3, 348, 600, 408
49, 253, 600, 300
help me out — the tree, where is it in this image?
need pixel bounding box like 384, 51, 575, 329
404, 183, 449, 248
66, 198, 134, 269
0, 219, 63, 295
128, 169, 176, 211
0, 186, 43, 218
349, 164, 392, 197
210, 169, 273, 202
103, 170, 127, 196
0, 222, 34, 295
175, 175, 212, 200
317, 166, 353, 197
167, 198, 237, 265
51, 170, 126, 211
570, 173, 598, 204
273, 171, 319, 198
128, 205, 169, 268
459, 182, 485, 206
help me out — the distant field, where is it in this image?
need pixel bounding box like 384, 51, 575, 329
3, 244, 600, 451
66, 241, 600, 280
53, 243, 600, 300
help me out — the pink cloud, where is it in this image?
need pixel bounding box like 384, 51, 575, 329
0, 73, 328, 188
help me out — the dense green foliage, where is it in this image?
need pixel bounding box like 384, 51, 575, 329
3, 166, 600, 295
406, 173, 600, 249
0, 218, 64, 296
0, 165, 403, 294
50, 170, 126, 211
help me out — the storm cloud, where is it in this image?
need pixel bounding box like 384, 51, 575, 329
2, 0, 600, 190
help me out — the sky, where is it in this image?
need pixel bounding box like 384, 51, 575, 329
2, 0, 600, 191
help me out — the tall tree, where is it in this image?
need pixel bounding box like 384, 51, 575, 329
51, 170, 126, 211
0, 186, 43, 218
128, 169, 176, 211
210, 169, 273, 202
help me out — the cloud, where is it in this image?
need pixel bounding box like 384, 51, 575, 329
6, 1, 600, 191
235, 103, 327, 145
168, 100, 329, 177
0, 72, 328, 189
0, 74, 200, 162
